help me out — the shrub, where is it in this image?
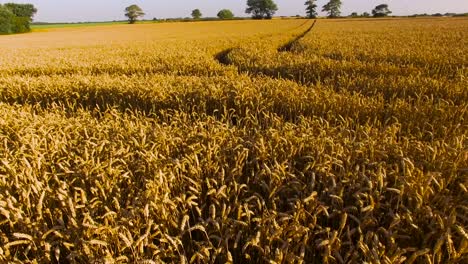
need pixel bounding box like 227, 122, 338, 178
217, 9, 235, 19
11, 16, 30, 33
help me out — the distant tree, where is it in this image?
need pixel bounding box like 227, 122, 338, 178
362, 12, 371, 17
372, 4, 392, 17
350, 12, 359, 17
322, 0, 342, 18
217, 9, 234, 19
125, 4, 145, 24
191, 9, 202, 19
246, 0, 278, 19
304, 0, 318, 18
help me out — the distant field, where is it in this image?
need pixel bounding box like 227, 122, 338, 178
0, 18, 467, 263
31, 21, 128, 30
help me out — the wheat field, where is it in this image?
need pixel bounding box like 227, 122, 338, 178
0, 18, 467, 263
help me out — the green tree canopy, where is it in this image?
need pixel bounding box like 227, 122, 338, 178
246, 0, 278, 19
192, 9, 202, 19
372, 4, 392, 17
4, 3, 37, 20
304, 0, 318, 18
125, 5, 145, 24
0, 3, 36, 34
217, 9, 235, 19
322, 0, 342, 18
0, 5, 14, 34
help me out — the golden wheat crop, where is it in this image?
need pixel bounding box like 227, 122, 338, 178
0, 18, 467, 263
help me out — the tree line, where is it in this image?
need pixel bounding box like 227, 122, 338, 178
127, 1, 395, 24
125, 0, 279, 23
124, 5, 237, 23
305, 1, 392, 19
0, 3, 37, 34
126, 0, 278, 22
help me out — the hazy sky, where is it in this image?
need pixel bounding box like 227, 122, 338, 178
1, 0, 467, 22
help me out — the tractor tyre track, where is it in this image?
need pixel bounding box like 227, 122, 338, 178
214, 20, 317, 82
